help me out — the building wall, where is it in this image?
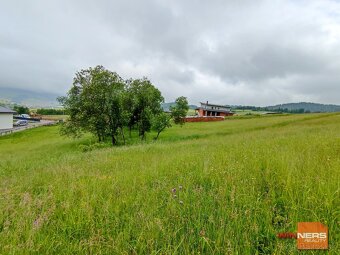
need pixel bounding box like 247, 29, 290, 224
0, 114, 13, 129
197, 109, 234, 117
198, 109, 205, 116
185, 116, 225, 122
200, 104, 231, 112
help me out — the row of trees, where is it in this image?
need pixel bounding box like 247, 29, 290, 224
36, 108, 65, 115
1, 104, 65, 116
13, 105, 30, 114
235, 105, 310, 113
58, 66, 189, 145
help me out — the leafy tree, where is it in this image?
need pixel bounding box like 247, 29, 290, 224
13, 105, 30, 114
58, 66, 167, 145
171, 96, 189, 126
126, 78, 164, 140
104, 78, 126, 145
58, 84, 86, 139
124, 79, 139, 137
152, 112, 172, 140
58, 65, 126, 145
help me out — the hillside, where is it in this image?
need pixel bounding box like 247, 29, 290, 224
0, 87, 61, 107
162, 102, 197, 111
266, 102, 340, 112
232, 102, 340, 113
0, 113, 339, 254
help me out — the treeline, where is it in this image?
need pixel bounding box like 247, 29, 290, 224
13, 105, 30, 114
268, 102, 340, 112
266, 107, 308, 113
1, 101, 66, 115
36, 108, 65, 115
234, 105, 309, 113
11, 106, 66, 115
58, 66, 188, 145
234, 105, 266, 111
234, 102, 340, 113
0, 104, 30, 115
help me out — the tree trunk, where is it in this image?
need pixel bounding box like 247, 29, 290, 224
120, 127, 126, 145
154, 127, 165, 140
154, 131, 161, 140
111, 134, 116, 145
96, 130, 101, 142
140, 131, 145, 141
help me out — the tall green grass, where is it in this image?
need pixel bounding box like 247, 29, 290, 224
0, 113, 339, 254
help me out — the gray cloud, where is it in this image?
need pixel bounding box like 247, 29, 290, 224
1, 0, 340, 106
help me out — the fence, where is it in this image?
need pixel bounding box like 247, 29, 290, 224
185, 116, 225, 122
0, 121, 56, 136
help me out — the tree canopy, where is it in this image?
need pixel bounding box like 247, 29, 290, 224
170, 96, 189, 126
13, 105, 30, 114
36, 108, 65, 115
58, 66, 173, 145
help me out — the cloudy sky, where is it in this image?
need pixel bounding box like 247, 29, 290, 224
1, 0, 340, 106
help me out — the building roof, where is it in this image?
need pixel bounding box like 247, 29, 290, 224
0, 106, 16, 114
196, 107, 232, 113
200, 102, 231, 108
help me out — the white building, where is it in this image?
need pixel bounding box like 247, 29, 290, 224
0, 106, 16, 130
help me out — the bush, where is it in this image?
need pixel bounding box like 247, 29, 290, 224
78, 143, 109, 152
36, 108, 66, 115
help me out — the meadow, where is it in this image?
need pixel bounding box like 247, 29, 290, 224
0, 113, 339, 254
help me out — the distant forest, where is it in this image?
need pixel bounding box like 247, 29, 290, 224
163, 102, 340, 114
232, 102, 340, 113
162, 102, 197, 112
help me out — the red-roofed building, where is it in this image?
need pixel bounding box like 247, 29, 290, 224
195, 101, 234, 117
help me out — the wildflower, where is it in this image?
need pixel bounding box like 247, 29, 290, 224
179, 185, 183, 190
171, 188, 176, 193
173, 194, 177, 198
179, 200, 183, 205
33, 218, 43, 230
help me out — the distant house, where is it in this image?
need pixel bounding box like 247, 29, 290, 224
185, 101, 234, 122
0, 106, 16, 130
195, 101, 234, 117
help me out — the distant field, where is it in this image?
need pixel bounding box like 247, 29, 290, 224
0, 113, 339, 254
187, 109, 196, 116
233, 109, 268, 115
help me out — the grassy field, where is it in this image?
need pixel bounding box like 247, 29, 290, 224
233, 109, 269, 115
0, 113, 339, 254
40, 115, 68, 121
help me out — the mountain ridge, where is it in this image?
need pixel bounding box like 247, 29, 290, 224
0, 87, 61, 107
231, 102, 340, 113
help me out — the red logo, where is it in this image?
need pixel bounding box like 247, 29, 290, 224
277, 222, 328, 250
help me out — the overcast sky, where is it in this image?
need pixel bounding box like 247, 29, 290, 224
1, 0, 340, 106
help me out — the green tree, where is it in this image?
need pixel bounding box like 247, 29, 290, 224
36, 108, 65, 115
58, 66, 166, 145
152, 112, 172, 140
126, 78, 164, 140
104, 79, 126, 145
13, 105, 30, 114
171, 96, 189, 126
58, 65, 126, 145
